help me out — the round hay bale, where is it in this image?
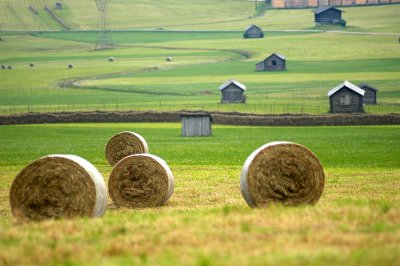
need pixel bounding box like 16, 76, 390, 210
29, 63, 34, 67
109, 154, 174, 208
7, 65, 12, 69
166, 57, 172, 62
240, 141, 325, 208
108, 57, 114, 62
9, 155, 107, 222
105, 131, 149, 166
1, 65, 6, 69
68, 64, 73, 69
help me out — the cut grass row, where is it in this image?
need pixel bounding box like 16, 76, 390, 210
0, 123, 399, 265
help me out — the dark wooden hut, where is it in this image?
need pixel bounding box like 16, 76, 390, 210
313, 6, 344, 25
55, 3, 63, 9
181, 114, 212, 137
328, 81, 365, 113
219, 80, 246, 103
359, 83, 378, 105
243, 25, 264, 39
256, 53, 286, 71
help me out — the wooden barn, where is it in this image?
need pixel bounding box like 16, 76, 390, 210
243, 25, 264, 39
181, 114, 212, 137
313, 6, 344, 25
256, 53, 286, 71
359, 83, 378, 105
219, 80, 246, 103
328, 81, 365, 113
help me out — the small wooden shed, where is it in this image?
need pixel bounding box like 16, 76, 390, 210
359, 83, 378, 105
256, 53, 286, 71
328, 81, 365, 113
219, 80, 246, 103
313, 6, 344, 25
55, 3, 63, 9
181, 114, 212, 137
243, 25, 264, 39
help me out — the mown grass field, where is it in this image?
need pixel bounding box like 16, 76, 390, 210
0, 123, 399, 265
0, 4, 399, 114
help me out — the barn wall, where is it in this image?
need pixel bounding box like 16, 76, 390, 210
221, 85, 245, 103
308, 0, 319, 7
244, 27, 263, 38
181, 116, 212, 137
330, 88, 364, 113
272, 0, 286, 8
318, 0, 331, 5
315, 9, 342, 23
294, 0, 308, 7
330, 0, 343, 6
342, 0, 355, 5
265, 55, 286, 71
363, 89, 377, 104
356, 0, 367, 4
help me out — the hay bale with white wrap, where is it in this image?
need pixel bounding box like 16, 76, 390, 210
240, 141, 325, 208
109, 154, 174, 208
10, 155, 107, 222
105, 131, 149, 166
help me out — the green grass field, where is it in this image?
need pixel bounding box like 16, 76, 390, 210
0, 123, 399, 265
1, 4, 400, 114
0, 3, 400, 265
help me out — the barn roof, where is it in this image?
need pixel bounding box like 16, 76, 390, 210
313, 6, 344, 14
269, 53, 285, 60
328, 80, 365, 97
219, 79, 246, 91
244, 24, 262, 32
359, 83, 378, 92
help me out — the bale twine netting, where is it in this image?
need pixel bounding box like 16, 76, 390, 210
240, 141, 325, 208
105, 131, 149, 166
9, 155, 107, 222
108, 154, 174, 208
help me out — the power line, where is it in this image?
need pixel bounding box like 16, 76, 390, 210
95, 0, 113, 50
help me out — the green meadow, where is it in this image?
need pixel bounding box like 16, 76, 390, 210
0, 4, 400, 114
0, 123, 399, 265
0, 1, 400, 265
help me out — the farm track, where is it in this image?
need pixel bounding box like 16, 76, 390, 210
56, 44, 250, 92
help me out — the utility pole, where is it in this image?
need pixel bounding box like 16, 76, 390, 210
255, 0, 258, 10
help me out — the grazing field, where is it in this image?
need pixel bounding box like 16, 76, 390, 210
1, 4, 400, 115
1, 29, 399, 114
0, 123, 399, 265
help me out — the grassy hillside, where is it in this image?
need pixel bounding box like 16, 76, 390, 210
0, 5, 399, 114
0, 0, 254, 31
0, 1, 399, 32
0, 123, 399, 265
0, 29, 399, 114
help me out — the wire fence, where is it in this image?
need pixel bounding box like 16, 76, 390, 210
1, 101, 399, 115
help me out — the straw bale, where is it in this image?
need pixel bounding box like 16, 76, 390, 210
108, 154, 174, 208
166, 57, 173, 62
7, 65, 12, 69
108, 57, 114, 62
240, 142, 325, 208
105, 131, 149, 166
68, 64, 73, 69
1, 65, 6, 69
29, 63, 35, 67
9, 155, 107, 222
